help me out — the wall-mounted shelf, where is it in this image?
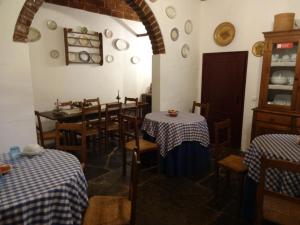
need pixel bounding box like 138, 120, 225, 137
64, 28, 103, 66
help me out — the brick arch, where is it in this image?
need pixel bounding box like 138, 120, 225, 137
13, 0, 165, 55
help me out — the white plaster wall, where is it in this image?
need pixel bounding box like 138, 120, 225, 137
146, 0, 201, 112
198, 0, 300, 150
30, 3, 152, 112
0, 0, 36, 153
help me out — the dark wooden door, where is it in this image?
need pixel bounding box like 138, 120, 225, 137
201, 51, 248, 148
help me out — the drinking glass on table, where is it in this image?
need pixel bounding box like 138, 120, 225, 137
9, 146, 21, 165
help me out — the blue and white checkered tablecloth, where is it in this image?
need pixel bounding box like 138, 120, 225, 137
142, 111, 210, 157
244, 134, 300, 197
0, 150, 88, 225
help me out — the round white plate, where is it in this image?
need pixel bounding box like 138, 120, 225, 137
166, 6, 176, 19
28, 27, 41, 42
68, 52, 76, 62
50, 50, 59, 59
115, 39, 129, 51
181, 44, 190, 58
91, 40, 100, 48
170, 28, 179, 41
79, 51, 90, 62
47, 20, 57, 30
106, 55, 114, 63
92, 54, 101, 64
68, 37, 77, 45
185, 20, 193, 34
104, 29, 113, 38
79, 35, 89, 46
131, 56, 140, 64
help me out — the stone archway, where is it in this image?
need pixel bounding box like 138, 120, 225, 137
13, 0, 165, 54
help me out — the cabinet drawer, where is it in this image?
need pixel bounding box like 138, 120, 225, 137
256, 112, 291, 126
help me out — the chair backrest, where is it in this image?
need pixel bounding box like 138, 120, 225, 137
120, 114, 140, 151
34, 110, 45, 147
124, 97, 139, 117
129, 148, 141, 225
105, 102, 122, 125
214, 119, 231, 147
55, 121, 87, 163
125, 97, 138, 105
82, 98, 101, 125
59, 101, 73, 108
192, 101, 209, 119
256, 156, 300, 225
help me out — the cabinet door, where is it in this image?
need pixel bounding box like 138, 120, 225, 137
261, 40, 299, 111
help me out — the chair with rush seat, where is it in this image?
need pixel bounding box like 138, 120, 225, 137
35, 110, 56, 148
255, 156, 300, 225
192, 101, 210, 119
213, 119, 247, 211
83, 148, 141, 225
120, 114, 159, 176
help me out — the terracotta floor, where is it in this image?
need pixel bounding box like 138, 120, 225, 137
83, 141, 275, 225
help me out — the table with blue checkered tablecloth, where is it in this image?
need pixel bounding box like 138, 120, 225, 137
243, 134, 300, 220
0, 149, 88, 225
142, 111, 210, 177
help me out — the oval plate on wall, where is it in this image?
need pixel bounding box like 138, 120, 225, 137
252, 41, 265, 57
170, 28, 179, 41
27, 27, 41, 42
213, 22, 235, 46
115, 39, 130, 51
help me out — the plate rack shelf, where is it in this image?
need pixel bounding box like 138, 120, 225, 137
63, 28, 103, 66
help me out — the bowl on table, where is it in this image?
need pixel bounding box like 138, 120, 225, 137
168, 109, 178, 117
0, 164, 12, 175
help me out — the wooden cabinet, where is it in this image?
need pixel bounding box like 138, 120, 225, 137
252, 30, 300, 139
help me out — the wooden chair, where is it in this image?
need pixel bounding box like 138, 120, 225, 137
124, 97, 139, 117
83, 148, 141, 225
55, 121, 87, 164
120, 114, 159, 176
255, 156, 300, 225
192, 101, 210, 119
35, 110, 56, 148
104, 102, 122, 150
82, 98, 102, 150
59, 101, 73, 108
213, 119, 247, 210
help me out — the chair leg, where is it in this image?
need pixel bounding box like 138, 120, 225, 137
157, 150, 160, 174
123, 148, 127, 176
215, 165, 220, 196
238, 173, 246, 215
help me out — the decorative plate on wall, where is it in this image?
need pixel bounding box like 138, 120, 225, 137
106, 55, 114, 63
81, 26, 88, 34
79, 35, 89, 46
115, 39, 130, 51
50, 50, 59, 59
150, 0, 157, 2
184, 20, 193, 35
91, 54, 101, 64
170, 28, 179, 41
79, 51, 90, 62
47, 20, 57, 30
131, 56, 140, 64
104, 29, 113, 38
68, 52, 76, 62
252, 41, 265, 57
181, 44, 190, 58
91, 40, 100, 48
27, 27, 41, 42
166, 6, 176, 19
213, 22, 235, 46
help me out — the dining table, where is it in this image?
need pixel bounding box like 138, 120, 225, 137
0, 150, 88, 225
142, 111, 211, 177
243, 134, 300, 221
39, 102, 148, 122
